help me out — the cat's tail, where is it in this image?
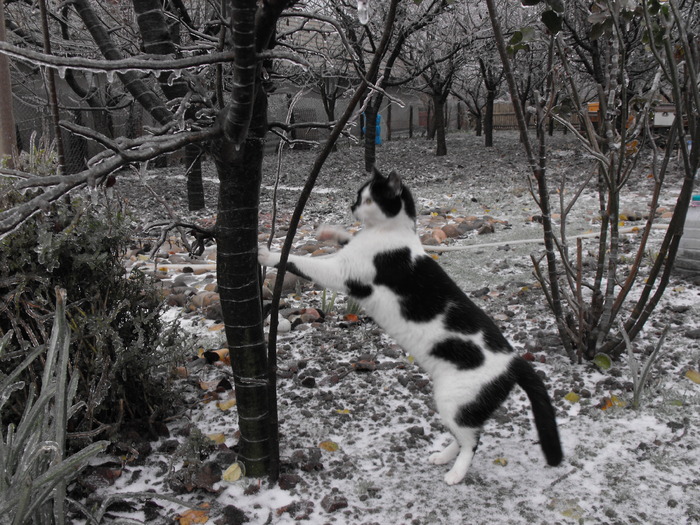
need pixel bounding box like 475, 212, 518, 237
511, 357, 563, 467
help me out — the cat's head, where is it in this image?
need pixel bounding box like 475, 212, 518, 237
351, 168, 416, 227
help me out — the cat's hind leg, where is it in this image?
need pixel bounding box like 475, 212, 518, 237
429, 439, 459, 465
443, 426, 480, 485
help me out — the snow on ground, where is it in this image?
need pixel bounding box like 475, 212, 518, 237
92, 132, 700, 524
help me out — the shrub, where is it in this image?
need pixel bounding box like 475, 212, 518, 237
0, 194, 186, 442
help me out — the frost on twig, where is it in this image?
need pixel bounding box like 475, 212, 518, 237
357, 0, 369, 25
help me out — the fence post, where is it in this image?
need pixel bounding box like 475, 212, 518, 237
409, 105, 413, 138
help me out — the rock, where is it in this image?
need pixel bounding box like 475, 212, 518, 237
278, 473, 302, 490
478, 222, 495, 235
278, 501, 315, 520
277, 318, 292, 333
217, 505, 250, 525
470, 287, 489, 297
458, 219, 484, 234
205, 303, 223, 321
321, 493, 348, 513
441, 224, 461, 238
431, 228, 447, 243
353, 359, 377, 372
300, 376, 316, 388
189, 291, 220, 310
685, 328, 700, 340
166, 293, 187, 307
173, 273, 197, 287
420, 233, 440, 245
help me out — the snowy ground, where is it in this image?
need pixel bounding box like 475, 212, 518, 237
86, 132, 700, 524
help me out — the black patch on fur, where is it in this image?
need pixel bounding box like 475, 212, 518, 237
285, 261, 311, 282
431, 338, 485, 370
373, 249, 454, 321
457, 367, 516, 428
444, 303, 512, 353
346, 279, 372, 298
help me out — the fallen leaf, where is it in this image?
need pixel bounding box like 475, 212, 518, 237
600, 395, 626, 410
564, 392, 580, 403
336, 409, 351, 414
493, 457, 508, 466
173, 366, 189, 378
319, 440, 339, 452
685, 369, 700, 384
593, 353, 612, 371
217, 399, 237, 411
222, 462, 244, 482
206, 433, 226, 445
208, 323, 225, 332
343, 313, 359, 322
176, 508, 209, 525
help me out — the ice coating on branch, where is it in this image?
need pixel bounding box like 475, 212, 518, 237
357, 0, 369, 25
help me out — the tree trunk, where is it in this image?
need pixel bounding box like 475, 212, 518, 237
133, 0, 205, 210
0, 0, 16, 167
433, 93, 447, 156
73, 0, 173, 126
364, 102, 378, 171
427, 102, 435, 139
212, 82, 270, 477
484, 90, 495, 147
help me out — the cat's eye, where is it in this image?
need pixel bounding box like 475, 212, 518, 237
364, 198, 373, 205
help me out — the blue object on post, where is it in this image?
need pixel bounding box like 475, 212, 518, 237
362, 113, 382, 145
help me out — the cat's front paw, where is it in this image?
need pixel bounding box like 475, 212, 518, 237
258, 245, 280, 267
316, 224, 352, 245
443, 467, 468, 486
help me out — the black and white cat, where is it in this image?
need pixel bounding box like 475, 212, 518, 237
258, 169, 563, 485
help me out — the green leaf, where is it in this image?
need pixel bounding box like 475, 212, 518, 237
541, 10, 562, 34
593, 353, 613, 371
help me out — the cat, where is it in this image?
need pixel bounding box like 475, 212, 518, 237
258, 168, 563, 485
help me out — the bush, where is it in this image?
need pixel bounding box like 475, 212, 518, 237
0, 194, 186, 442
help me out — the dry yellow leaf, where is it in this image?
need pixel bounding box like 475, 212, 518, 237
564, 392, 580, 403
217, 399, 237, 411
206, 433, 226, 445
319, 440, 339, 452
685, 369, 700, 384
493, 457, 508, 466
222, 462, 244, 482
177, 508, 209, 525
208, 323, 225, 332
336, 409, 351, 415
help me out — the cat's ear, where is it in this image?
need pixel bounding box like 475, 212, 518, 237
387, 171, 402, 197
371, 166, 384, 181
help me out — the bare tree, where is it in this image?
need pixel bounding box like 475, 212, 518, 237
486, 0, 699, 362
